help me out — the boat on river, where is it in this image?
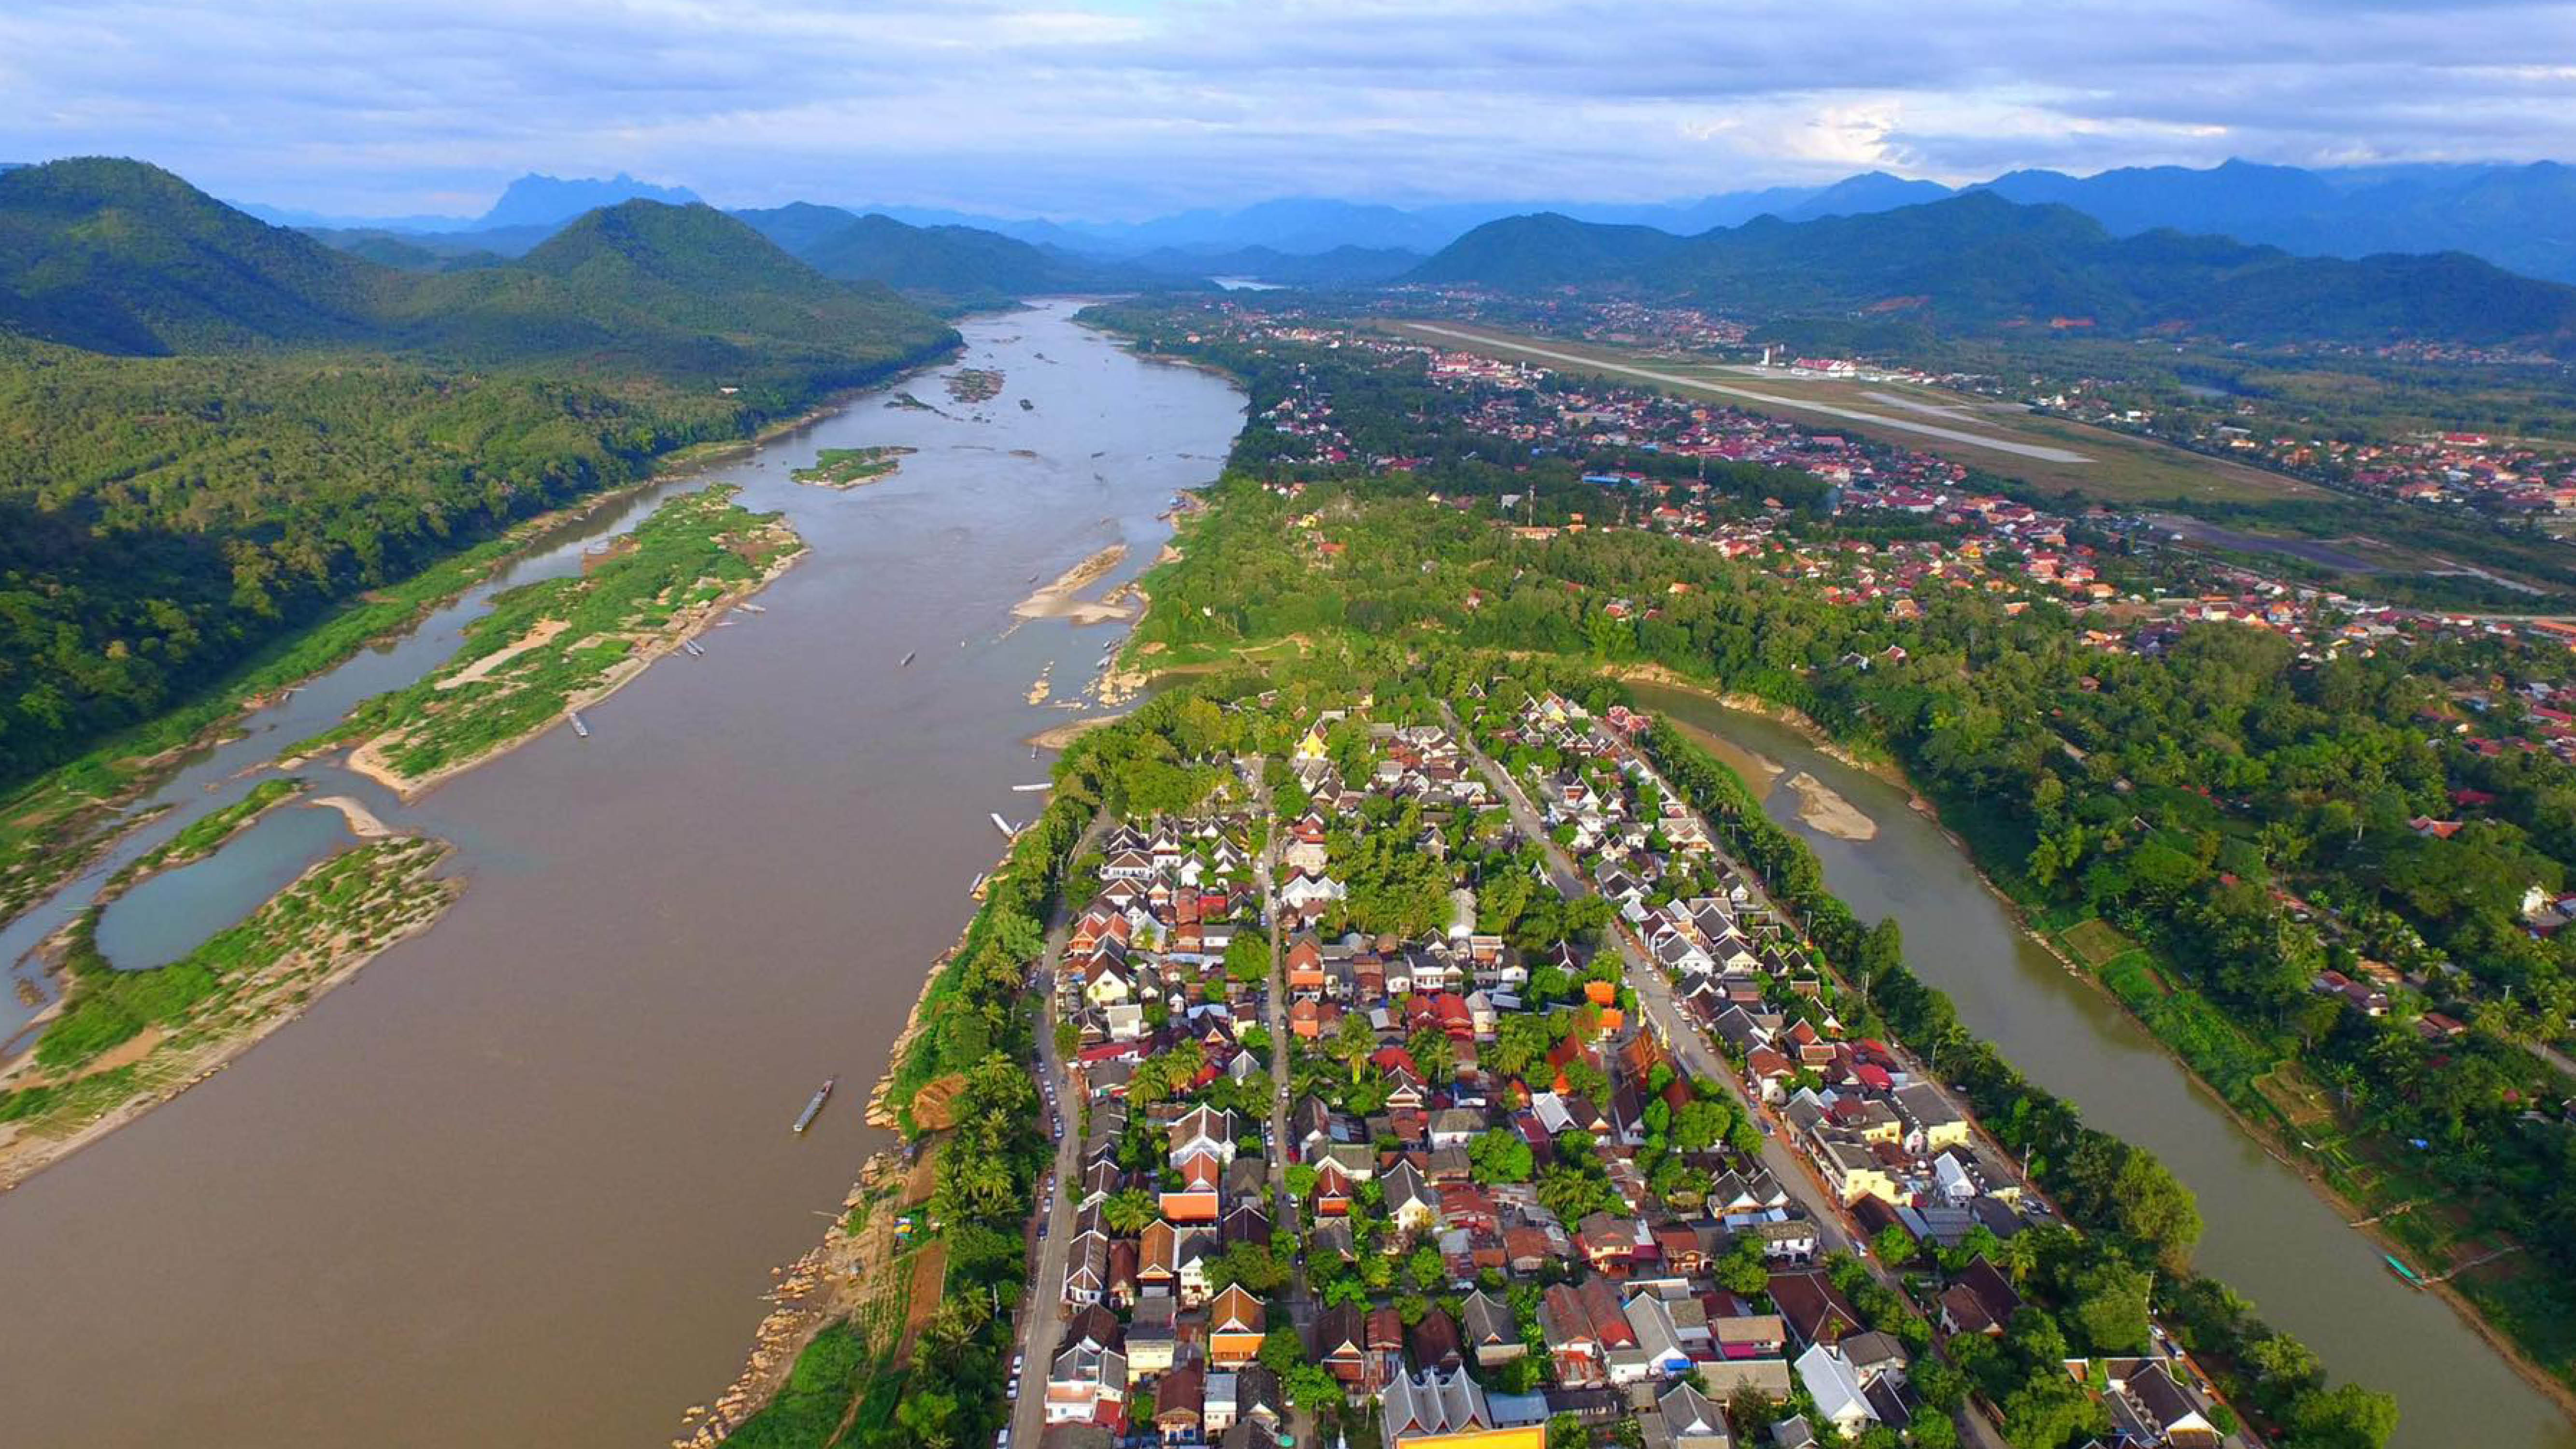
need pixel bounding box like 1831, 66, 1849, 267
680, 639, 705, 657
991, 812, 1016, 838
901, 650, 918, 668
792, 1078, 837, 1134
565, 710, 590, 739
2385, 1252, 2424, 1287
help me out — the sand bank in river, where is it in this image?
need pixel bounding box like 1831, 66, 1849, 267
0, 837, 458, 1193
1027, 714, 1127, 751
340, 515, 804, 802
310, 795, 393, 838
1785, 770, 1876, 841
434, 619, 569, 691
1013, 545, 1132, 625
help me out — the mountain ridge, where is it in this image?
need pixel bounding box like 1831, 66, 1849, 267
1409, 191, 2576, 352
0, 159, 954, 378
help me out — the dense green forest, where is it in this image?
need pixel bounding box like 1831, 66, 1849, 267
0, 158, 956, 790
1089, 306, 2576, 1393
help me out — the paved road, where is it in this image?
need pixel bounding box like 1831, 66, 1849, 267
1007, 816, 1108, 1449
1399, 324, 2096, 465
1449, 704, 2015, 1449
1442, 704, 1856, 1259
1247, 759, 1309, 1321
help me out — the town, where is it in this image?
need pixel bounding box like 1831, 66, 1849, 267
1217, 304, 2576, 667
1009, 684, 2241, 1449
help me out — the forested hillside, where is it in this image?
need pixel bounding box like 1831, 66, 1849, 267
734, 202, 1165, 306
1411, 193, 2576, 353
0, 159, 955, 787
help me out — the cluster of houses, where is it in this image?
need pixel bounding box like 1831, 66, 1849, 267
1475, 694, 2245, 1449
2036, 375, 2576, 518
1031, 695, 2246, 1449
1036, 726, 1862, 1449
1208, 307, 2576, 679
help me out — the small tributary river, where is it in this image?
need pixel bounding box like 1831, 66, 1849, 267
0, 300, 1245, 1448
1631, 684, 2576, 1449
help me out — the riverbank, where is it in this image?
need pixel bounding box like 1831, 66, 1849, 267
1027, 713, 1128, 751
0, 346, 960, 949
1610, 664, 1905, 783
1632, 670, 2576, 1425
676, 1149, 920, 1448
0, 835, 459, 1192
1014, 544, 1132, 624
311, 488, 806, 801
792, 446, 917, 490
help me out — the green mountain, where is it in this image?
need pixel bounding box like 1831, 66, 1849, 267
735, 203, 1156, 306
412, 199, 947, 380
1408, 211, 1687, 290
0, 156, 393, 353
731, 202, 873, 257
0, 160, 955, 791
797, 213, 1077, 300
1411, 192, 2576, 352
0, 160, 956, 382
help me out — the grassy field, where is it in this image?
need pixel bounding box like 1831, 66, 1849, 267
2059, 917, 2137, 968
1381, 321, 2322, 507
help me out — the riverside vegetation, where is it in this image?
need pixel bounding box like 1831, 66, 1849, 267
1079, 300, 2576, 1410
791, 446, 916, 489
0, 834, 458, 1183
0, 156, 953, 929
290, 485, 803, 796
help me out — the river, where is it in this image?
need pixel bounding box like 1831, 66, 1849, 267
0, 300, 1246, 1448
1630, 685, 2576, 1449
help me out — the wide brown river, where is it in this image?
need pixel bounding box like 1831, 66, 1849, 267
0, 301, 1244, 1448
1632, 686, 2576, 1449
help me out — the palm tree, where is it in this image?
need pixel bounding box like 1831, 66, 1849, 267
1103, 1186, 1158, 1235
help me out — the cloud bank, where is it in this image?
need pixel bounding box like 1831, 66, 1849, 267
2, 0, 2569, 218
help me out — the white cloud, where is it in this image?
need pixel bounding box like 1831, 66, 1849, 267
0, 0, 2569, 216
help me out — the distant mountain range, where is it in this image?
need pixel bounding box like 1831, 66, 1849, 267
11, 154, 2568, 356
209, 155, 2576, 291
239, 170, 701, 234
0, 158, 950, 380
730, 203, 1147, 306
474, 171, 699, 229
1410, 192, 2576, 353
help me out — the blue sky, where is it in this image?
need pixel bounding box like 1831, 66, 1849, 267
3, 0, 2570, 220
